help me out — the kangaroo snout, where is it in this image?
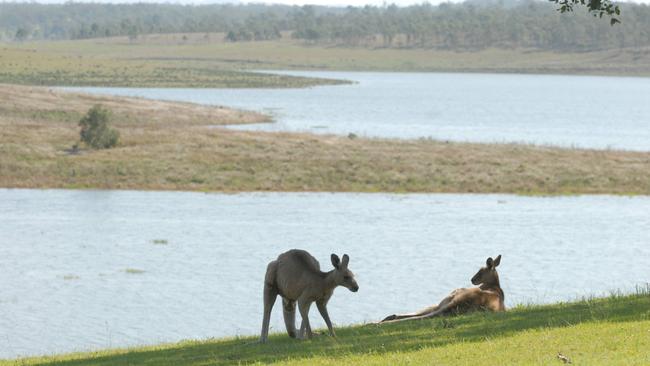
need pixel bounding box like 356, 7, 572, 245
471, 275, 480, 285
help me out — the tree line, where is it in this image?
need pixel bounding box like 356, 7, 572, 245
290, 1, 650, 50
0, 3, 293, 41
1, 1, 649, 51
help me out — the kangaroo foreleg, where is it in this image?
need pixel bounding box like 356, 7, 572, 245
316, 300, 336, 337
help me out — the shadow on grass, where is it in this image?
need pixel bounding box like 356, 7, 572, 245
32, 292, 650, 366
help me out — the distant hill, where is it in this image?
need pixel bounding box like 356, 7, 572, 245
1, 1, 649, 51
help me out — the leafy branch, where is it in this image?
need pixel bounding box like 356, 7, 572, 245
550, 0, 621, 25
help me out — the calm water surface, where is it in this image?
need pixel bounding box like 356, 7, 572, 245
67, 71, 650, 150
1, 189, 649, 358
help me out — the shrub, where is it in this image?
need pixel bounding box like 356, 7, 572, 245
79, 105, 120, 149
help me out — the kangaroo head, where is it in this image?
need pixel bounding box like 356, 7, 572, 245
471, 255, 501, 287
331, 254, 359, 292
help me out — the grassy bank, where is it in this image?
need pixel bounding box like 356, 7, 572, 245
5, 291, 649, 365
2, 84, 650, 194
2, 36, 649, 89
0, 46, 349, 88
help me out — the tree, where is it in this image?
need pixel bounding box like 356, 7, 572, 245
79, 105, 120, 149
225, 30, 237, 42
550, 0, 621, 25
128, 27, 139, 42
14, 27, 29, 41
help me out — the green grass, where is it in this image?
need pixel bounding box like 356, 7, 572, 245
5, 290, 649, 365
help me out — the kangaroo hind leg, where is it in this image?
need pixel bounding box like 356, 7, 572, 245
260, 283, 278, 343
381, 293, 462, 324
401, 296, 462, 322
380, 304, 440, 323
298, 299, 313, 339
282, 298, 297, 338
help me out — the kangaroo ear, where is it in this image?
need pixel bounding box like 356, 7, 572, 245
341, 254, 350, 269
331, 254, 340, 269
493, 255, 502, 268
486, 257, 494, 268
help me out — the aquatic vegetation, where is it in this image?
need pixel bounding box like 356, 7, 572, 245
124, 268, 145, 274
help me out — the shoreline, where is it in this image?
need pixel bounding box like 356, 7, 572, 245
2, 186, 649, 197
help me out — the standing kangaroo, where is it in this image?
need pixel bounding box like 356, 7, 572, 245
380, 255, 504, 323
260, 249, 359, 343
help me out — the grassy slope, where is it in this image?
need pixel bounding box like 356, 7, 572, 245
5, 292, 649, 365
2, 84, 650, 194
2, 35, 649, 89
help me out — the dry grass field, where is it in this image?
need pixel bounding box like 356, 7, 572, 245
2, 35, 649, 89
0, 45, 348, 88
1, 83, 649, 194
30, 34, 650, 76
0, 84, 269, 126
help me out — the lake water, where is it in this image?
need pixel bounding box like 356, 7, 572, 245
1, 189, 649, 359
67, 71, 650, 151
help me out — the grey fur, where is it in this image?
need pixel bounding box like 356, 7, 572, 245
260, 249, 359, 342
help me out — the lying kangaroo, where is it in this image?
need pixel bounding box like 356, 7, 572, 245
380, 255, 504, 323
260, 249, 359, 342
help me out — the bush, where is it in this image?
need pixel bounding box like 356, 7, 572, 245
79, 105, 120, 149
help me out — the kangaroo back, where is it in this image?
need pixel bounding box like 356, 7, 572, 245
278, 249, 321, 274
274, 249, 322, 299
